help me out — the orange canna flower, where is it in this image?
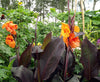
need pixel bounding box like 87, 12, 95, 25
60, 22, 80, 49
6, 35, 13, 40
8, 40, 15, 48
60, 23, 70, 38
63, 37, 68, 47
11, 30, 16, 35
9, 23, 18, 30
69, 33, 80, 48
2, 23, 7, 29
74, 26, 80, 33
2, 21, 18, 35
5, 35, 15, 48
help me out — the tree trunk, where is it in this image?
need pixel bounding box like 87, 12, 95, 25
83, 0, 86, 11
72, 0, 74, 11
74, 0, 77, 14
43, 3, 45, 23
93, 0, 96, 10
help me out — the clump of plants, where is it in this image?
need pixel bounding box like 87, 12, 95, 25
1, 0, 100, 82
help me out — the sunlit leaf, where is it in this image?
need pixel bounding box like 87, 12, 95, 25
41, 32, 52, 50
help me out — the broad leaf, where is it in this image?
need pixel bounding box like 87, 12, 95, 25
19, 44, 32, 67
40, 37, 65, 80
75, 32, 85, 37
9, 56, 19, 67
32, 46, 43, 54
67, 75, 80, 82
80, 37, 98, 80
11, 65, 34, 82
41, 32, 52, 50
32, 46, 43, 60
92, 76, 100, 82
51, 74, 63, 82
97, 49, 100, 65
64, 49, 75, 80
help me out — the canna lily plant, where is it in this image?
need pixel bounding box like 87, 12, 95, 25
2, 0, 100, 82
2, 21, 18, 48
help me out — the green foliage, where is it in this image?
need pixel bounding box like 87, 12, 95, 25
0, 59, 17, 82
37, 22, 61, 43
73, 49, 83, 74
50, 9, 100, 44
0, 2, 100, 81
85, 20, 100, 44
0, 6, 36, 54
0, 6, 36, 81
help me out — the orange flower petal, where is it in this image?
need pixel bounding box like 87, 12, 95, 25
6, 27, 12, 33
2, 24, 7, 29
6, 35, 14, 40
9, 40, 15, 48
61, 23, 70, 30
2, 21, 18, 35
5, 35, 15, 48
9, 23, 18, 29
5, 39, 11, 45
74, 26, 80, 33
69, 33, 80, 48
63, 37, 68, 47
11, 30, 16, 35
60, 22, 70, 38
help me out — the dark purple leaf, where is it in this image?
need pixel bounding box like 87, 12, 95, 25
32, 46, 43, 60
80, 37, 99, 80
93, 76, 100, 82
50, 74, 63, 82
19, 44, 32, 67
75, 32, 85, 37
32, 46, 43, 53
10, 56, 19, 67
67, 50, 75, 74
40, 37, 65, 80
64, 51, 69, 79
11, 65, 34, 82
64, 49, 75, 80
97, 49, 100, 65
41, 32, 52, 50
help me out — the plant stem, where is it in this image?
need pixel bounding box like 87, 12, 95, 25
80, 0, 85, 39
15, 34, 20, 65
36, 51, 42, 82
64, 47, 69, 82
68, 0, 70, 27
35, 16, 39, 45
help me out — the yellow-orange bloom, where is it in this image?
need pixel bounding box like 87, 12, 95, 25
2, 21, 18, 35
32, 42, 35, 47
37, 42, 42, 46
63, 37, 68, 47
5, 35, 15, 48
74, 26, 80, 33
69, 33, 80, 48
18, 2, 22, 5
60, 23, 80, 49
60, 23, 70, 38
